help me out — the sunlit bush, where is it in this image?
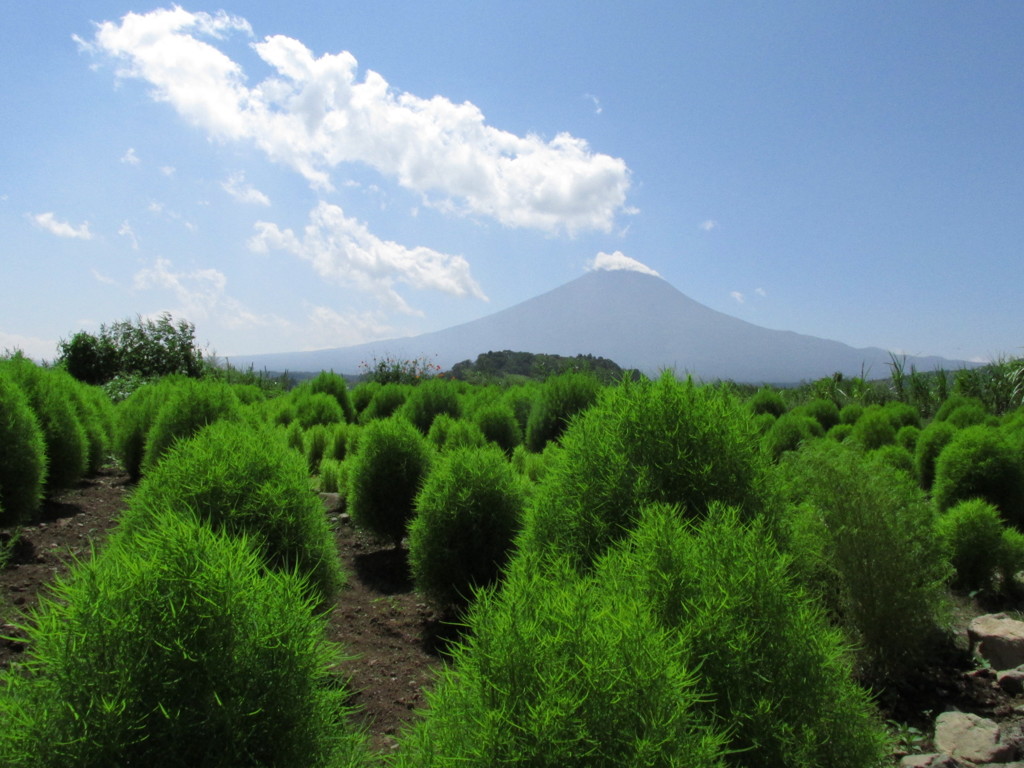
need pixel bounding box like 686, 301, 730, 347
935, 498, 1005, 591
0, 372, 47, 523
933, 425, 1024, 525
915, 419, 958, 491
524, 372, 600, 452
141, 379, 242, 474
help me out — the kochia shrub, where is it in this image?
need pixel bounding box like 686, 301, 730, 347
933, 425, 1024, 525
121, 420, 345, 603
748, 386, 787, 417
801, 398, 841, 432
896, 424, 921, 453
870, 443, 916, 478
303, 371, 356, 423
318, 457, 347, 494
472, 401, 521, 453
776, 440, 949, 683
915, 419, 957, 490
304, 423, 331, 474
763, 412, 823, 461
935, 499, 1005, 591
523, 372, 600, 453
0, 373, 47, 523
359, 383, 409, 423
520, 373, 766, 572
141, 379, 242, 474
839, 402, 864, 425
883, 401, 921, 430
401, 378, 462, 434
598, 504, 887, 768
347, 416, 432, 547
848, 405, 896, 450
393, 553, 727, 768
114, 376, 183, 481
293, 392, 345, 429
408, 446, 527, 609
426, 414, 486, 451
0, 513, 367, 768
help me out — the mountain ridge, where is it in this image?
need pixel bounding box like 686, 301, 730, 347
228, 270, 974, 384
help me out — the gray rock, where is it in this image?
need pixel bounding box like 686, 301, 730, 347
319, 492, 343, 513
969, 613, 1024, 671
899, 755, 970, 768
933, 711, 1016, 764
999, 667, 1024, 696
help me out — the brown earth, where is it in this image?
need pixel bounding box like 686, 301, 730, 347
2, 466, 1024, 762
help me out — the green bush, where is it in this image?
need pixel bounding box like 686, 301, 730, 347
426, 414, 486, 451
935, 499, 1005, 591
472, 402, 522, 453
304, 424, 332, 474
121, 420, 345, 603
915, 420, 958, 490
347, 416, 432, 548
882, 401, 921, 430
74, 382, 115, 474
318, 457, 347, 494
509, 443, 553, 483
870, 443, 916, 478
763, 412, 823, 461
285, 419, 305, 452
801, 398, 840, 432
947, 401, 997, 429
748, 386, 787, 417
598, 503, 887, 768
303, 371, 356, 423
327, 422, 354, 461
408, 446, 527, 609
933, 425, 1024, 525
141, 379, 242, 474
0, 373, 47, 523
114, 376, 184, 481
393, 552, 727, 768
828, 422, 854, 442
0, 513, 367, 768
349, 381, 378, 415
776, 440, 949, 683
293, 391, 345, 428
999, 527, 1024, 593
839, 403, 864, 425
359, 382, 410, 422
848, 405, 896, 450
402, 378, 462, 434
896, 424, 921, 453
2, 357, 88, 493
524, 372, 600, 452
520, 373, 767, 572
935, 393, 986, 422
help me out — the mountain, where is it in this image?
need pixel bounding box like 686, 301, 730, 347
229, 270, 972, 384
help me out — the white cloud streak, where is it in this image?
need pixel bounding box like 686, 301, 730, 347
120, 147, 140, 165
30, 212, 93, 240
587, 250, 660, 277
249, 202, 487, 313
730, 291, 745, 303
306, 304, 394, 350
81, 7, 632, 234
700, 219, 718, 231
118, 220, 139, 249
222, 171, 270, 206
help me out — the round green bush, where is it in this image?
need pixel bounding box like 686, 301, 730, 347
935, 499, 1005, 591
801, 398, 840, 432
349, 381, 378, 415
748, 387, 787, 417
896, 424, 921, 453
472, 402, 521, 453
935, 394, 986, 422
141, 379, 242, 474
327, 423, 353, 461
347, 416, 432, 547
303, 371, 355, 423
849, 405, 896, 450
114, 377, 183, 481
359, 383, 410, 422
304, 423, 331, 474
0, 513, 367, 768
946, 402, 995, 429
828, 422, 854, 442
999, 527, 1024, 593
933, 425, 1024, 524
524, 372, 600, 452
915, 420, 958, 490
520, 373, 766, 572
317, 457, 347, 494
426, 414, 486, 451
0, 373, 47, 523
882, 401, 921, 430
293, 391, 345, 428
839, 403, 864, 426
408, 446, 527, 609
763, 412, 823, 461
402, 379, 462, 434
870, 443, 916, 478
122, 420, 345, 603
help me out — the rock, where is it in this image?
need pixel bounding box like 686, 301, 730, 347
933, 711, 1016, 764
969, 613, 1024, 670
900, 755, 970, 768
999, 667, 1024, 696
319, 492, 343, 513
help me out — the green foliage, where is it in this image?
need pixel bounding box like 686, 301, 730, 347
509, 444, 553, 483
828, 422, 854, 442
0, 373, 47, 523
776, 440, 950, 683
839, 402, 864, 425
450, 349, 633, 384
318, 457, 347, 494
114, 376, 182, 481
408, 446, 527, 609
394, 552, 727, 768
598, 504, 887, 768
934, 393, 985, 422
524, 371, 600, 452
302, 371, 356, 423
327, 422, 354, 461
426, 414, 486, 451
402, 378, 463, 434
520, 373, 767, 572
57, 312, 204, 385
347, 416, 433, 547
285, 419, 305, 452
999, 527, 1024, 593
0, 513, 367, 768
914, 419, 958, 491
1, 357, 88, 493
120, 420, 345, 603
359, 382, 410, 422
293, 391, 346, 428
870, 443, 916, 478
801, 398, 840, 432
358, 354, 441, 385
946, 401, 995, 429
933, 425, 1024, 525
349, 381, 378, 415
304, 424, 332, 474
141, 379, 242, 474
748, 386, 787, 417
472, 401, 522, 453
763, 412, 823, 461
848, 405, 896, 450
896, 424, 921, 453
935, 499, 1005, 591
883, 401, 921, 430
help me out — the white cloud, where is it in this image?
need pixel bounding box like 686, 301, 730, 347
132, 256, 275, 329
91, 268, 117, 285
0, 330, 57, 361
82, 7, 632, 234
699, 219, 718, 231
120, 147, 140, 165
586, 250, 660, 277
118, 220, 139, 249
730, 291, 745, 303
305, 304, 394, 350
30, 212, 93, 240
249, 201, 487, 313
755, 287, 767, 297
160, 165, 176, 177
584, 93, 603, 114
222, 171, 271, 206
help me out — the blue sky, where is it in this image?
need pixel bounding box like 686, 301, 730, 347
3, 2, 1022, 367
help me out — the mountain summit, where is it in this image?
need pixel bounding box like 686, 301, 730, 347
232, 270, 970, 383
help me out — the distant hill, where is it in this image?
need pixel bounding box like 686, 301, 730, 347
229, 270, 976, 384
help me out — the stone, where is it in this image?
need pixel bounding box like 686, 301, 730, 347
900, 755, 970, 768
999, 667, 1024, 696
933, 711, 1016, 764
969, 613, 1024, 671
319, 492, 343, 513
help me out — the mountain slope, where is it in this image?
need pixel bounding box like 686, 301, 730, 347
231, 270, 970, 383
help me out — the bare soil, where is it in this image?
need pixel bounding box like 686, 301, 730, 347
3, 467, 1024, 762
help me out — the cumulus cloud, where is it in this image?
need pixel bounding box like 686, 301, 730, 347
586, 250, 660, 277
249, 202, 487, 313
222, 171, 271, 206
80, 7, 632, 234
120, 147, 140, 165
133, 256, 275, 329
30, 212, 93, 240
